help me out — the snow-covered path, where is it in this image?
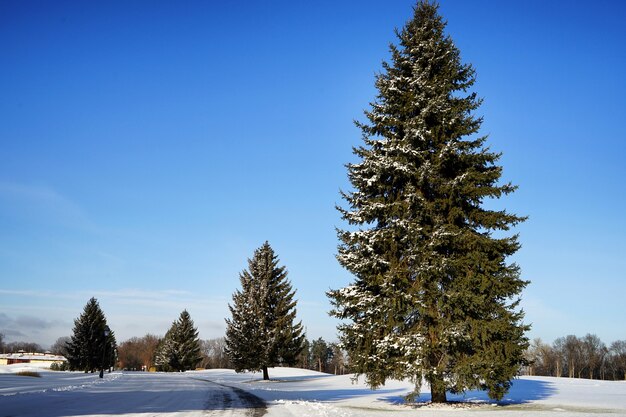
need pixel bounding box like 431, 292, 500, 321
0, 371, 266, 417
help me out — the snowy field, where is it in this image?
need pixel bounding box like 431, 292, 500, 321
1, 364, 625, 416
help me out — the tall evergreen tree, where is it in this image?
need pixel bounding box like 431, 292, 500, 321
155, 310, 201, 372
225, 241, 305, 380
66, 297, 116, 373
328, 1, 529, 403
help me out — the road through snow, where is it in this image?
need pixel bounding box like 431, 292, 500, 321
199, 378, 266, 417
0, 371, 266, 417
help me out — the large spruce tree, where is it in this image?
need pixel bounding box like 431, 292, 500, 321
155, 310, 201, 372
66, 297, 117, 373
225, 242, 305, 380
328, 1, 529, 403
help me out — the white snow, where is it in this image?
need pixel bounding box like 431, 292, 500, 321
1, 365, 625, 416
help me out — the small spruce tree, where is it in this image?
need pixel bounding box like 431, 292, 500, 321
155, 310, 201, 372
328, 0, 529, 403
225, 241, 305, 380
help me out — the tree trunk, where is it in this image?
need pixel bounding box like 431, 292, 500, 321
262, 365, 269, 381
430, 375, 447, 403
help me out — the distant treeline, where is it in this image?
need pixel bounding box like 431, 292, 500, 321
10, 330, 625, 382
2, 332, 346, 376
114, 335, 347, 375
0, 338, 43, 354
524, 334, 626, 380
295, 337, 347, 375
0, 333, 70, 356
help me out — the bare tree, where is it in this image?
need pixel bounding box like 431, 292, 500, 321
581, 334, 606, 379
552, 338, 565, 377
526, 338, 558, 376
117, 334, 161, 371
50, 336, 71, 356
610, 340, 626, 381
5, 341, 43, 353
526, 336, 625, 381
525, 339, 541, 376
117, 337, 144, 370
557, 335, 583, 378
200, 338, 232, 369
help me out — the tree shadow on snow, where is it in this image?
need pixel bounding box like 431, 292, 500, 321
242, 373, 335, 383
270, 387, 409, 402
379, 378, 557, 406
241, 375, 408, 402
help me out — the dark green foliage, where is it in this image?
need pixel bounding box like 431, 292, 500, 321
105, 331, 117, 372
296, 337, 347, 375
311, 337, 333, 373
328, 0, 529, 403
155, 310, 202, 372
66, 297, 117, 373
49, 361, 70, 371
225, 241, 305, 380
296, 338, 311, 369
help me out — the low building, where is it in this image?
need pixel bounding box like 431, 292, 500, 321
0, 351, 67, 368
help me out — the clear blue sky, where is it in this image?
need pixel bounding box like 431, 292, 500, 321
1, 0, 625, 349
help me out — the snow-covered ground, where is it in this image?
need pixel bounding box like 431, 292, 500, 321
1, 364, 625, 416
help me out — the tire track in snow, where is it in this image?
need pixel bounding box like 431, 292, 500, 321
193, 378, 266, 417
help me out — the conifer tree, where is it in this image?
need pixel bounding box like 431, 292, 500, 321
155, 310, 201, 372
225, 241, 305, 380
66, 297, 116, 373
104, 330, 117, 373
328, 1, 529, 403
